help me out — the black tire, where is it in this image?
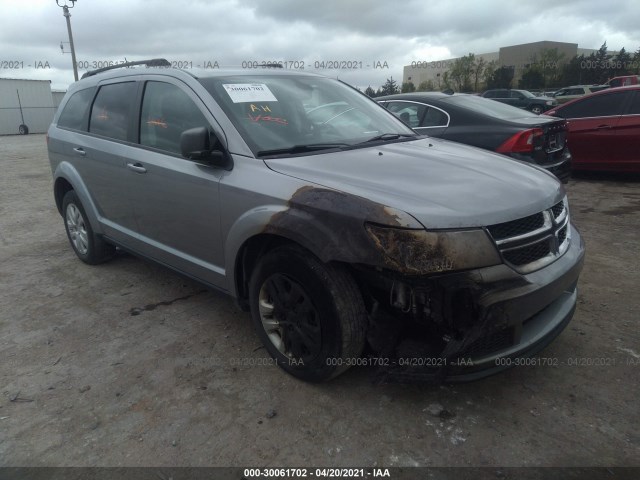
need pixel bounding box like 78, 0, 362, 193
18, 124, 29, 135
248, 245, 366, 382
530, 105, 543, 115
62, 190, 115, 264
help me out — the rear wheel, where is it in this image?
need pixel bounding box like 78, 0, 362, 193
530, 105, 543, 115
62, 190, 115, 264
18, 124, 29, 135
249, 245, 366, 382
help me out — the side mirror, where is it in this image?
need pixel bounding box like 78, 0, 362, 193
180, 127, 232, 170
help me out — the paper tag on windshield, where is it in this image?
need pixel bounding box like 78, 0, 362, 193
223, 84, 277, 103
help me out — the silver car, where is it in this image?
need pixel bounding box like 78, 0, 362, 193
48, 60, 585, 382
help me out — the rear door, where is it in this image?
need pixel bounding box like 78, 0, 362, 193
80, 80, 140, 240
557, 91, 628, 168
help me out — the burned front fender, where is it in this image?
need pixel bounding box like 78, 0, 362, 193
263, 186, 500, 275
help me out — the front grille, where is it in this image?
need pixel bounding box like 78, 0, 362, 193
486, 213, 545, 241
487, 197, 570, 273
551, 200, 565, 219
503, 241, 552, 266
457, 328, 514, 359
558, 225, 567, 244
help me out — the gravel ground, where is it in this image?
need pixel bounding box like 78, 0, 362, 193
0, 134, 638, 469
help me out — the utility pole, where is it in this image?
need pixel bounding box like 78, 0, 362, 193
57, 0, 79, 81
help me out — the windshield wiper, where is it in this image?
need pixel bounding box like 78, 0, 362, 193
358, 133, 417, 144
257, 143, 350, 157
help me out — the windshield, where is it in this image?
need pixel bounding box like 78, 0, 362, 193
198, 75, 416, 156
444, 95, 537, 119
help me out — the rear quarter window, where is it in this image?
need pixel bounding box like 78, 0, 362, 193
57, 88, 95, 131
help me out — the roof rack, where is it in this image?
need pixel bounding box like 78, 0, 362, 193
81, 58, 171, 79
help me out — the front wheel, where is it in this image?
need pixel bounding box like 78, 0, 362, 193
248, 245, 366, 382
62, 190, 115, 264
530, 105, 543, 115
18, 124, 29, 135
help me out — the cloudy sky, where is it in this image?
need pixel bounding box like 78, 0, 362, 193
1, 0, 638, 91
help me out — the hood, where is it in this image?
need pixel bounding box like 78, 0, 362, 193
264, 138, 564, 229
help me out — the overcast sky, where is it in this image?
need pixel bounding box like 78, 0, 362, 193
1, 0, 638, 91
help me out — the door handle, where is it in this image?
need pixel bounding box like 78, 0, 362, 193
73, 147, 86, 156
126, 162, 147, 173
596, 125, 612, 130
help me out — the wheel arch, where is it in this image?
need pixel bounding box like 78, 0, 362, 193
52, 162, 103, 234
232, 233, 298, 310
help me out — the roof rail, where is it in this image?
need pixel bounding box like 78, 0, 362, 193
81, 58, 171, 79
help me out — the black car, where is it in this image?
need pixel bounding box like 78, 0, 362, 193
482, 89, 557, 114
377, 92, 571, 182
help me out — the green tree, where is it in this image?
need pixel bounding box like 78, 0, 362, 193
559, 54, 585, 86
450, 53, 475, 92
441, 71, 452, 90
364, 86, 376, 97
417, 79, 436, 91
401, 81, 416, 93
519, 67, 544, 89
472, 57, 487, 92
633, 47, 640, 74
486, 66, 514, 89
482, 60, 498, 90
533, 48, 566, 88
613, 47, 633, 77
381, 77, 399, 95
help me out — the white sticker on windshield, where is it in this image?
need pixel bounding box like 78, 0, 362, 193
222, 84, 277, 103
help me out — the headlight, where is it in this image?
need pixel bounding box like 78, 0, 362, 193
546, 100, 554, 106
365, 224, 501, 275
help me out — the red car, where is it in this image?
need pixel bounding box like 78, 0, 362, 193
545, 85, 640, 172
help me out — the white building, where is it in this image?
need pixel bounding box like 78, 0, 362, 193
0, 78, 57, 135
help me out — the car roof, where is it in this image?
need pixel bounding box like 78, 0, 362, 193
74, 64, 327, 86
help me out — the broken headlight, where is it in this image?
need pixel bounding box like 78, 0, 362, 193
365, 224, 501, 275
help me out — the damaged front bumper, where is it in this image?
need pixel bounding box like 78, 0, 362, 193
362, 223, 585, 383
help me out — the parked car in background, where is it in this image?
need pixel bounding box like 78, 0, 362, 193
377, 92, 571, 182
553, 85, 609, 104
47, 61, 585, 383
545, 85, 640, 172
607, 75, 639, 88
482, 89, 557, 114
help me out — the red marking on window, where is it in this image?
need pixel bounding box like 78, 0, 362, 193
248, 113, 288, 125
146, 117, 168, 128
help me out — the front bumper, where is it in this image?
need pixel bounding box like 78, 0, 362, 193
373, 223, 585, 383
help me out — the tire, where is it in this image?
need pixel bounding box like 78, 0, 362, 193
248, 245, 367, 382
18, 124, 29, 135
530, 105, 543, 115
62, 190, 115, 264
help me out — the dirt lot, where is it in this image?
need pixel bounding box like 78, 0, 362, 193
0, 134, 638, 469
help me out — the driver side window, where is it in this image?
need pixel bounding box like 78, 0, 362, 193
140, 81, 210, 155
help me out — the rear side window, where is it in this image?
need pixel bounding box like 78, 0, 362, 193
89, 82, 137, 141
139, 81, 210, 155
421, 107, 448, 127
558, 92, 628, 119
628, 92, 640, 115
386, 102, 426, 128
57, 88, 95, 131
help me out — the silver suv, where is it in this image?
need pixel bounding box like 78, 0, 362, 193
48, 60, 585, 382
